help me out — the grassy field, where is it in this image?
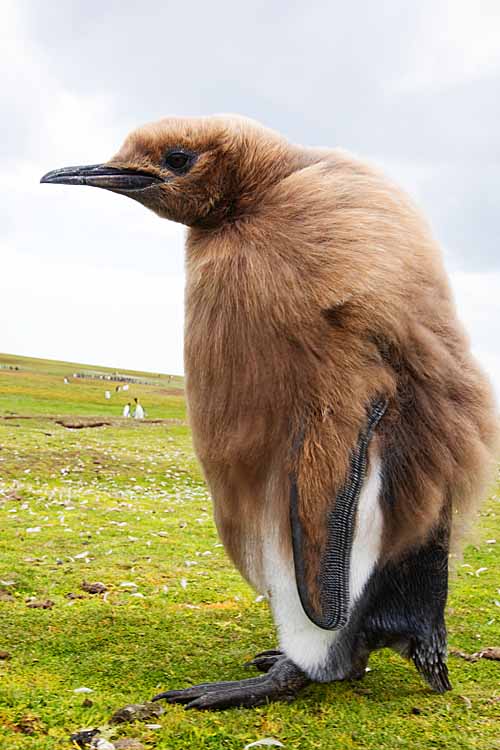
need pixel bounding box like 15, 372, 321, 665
0, 353, 498, 750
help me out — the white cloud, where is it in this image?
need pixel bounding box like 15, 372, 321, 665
371, 157, 439, 205
394, 0, 500, 92
1, 245, 185, 374
450, 270, 500, 399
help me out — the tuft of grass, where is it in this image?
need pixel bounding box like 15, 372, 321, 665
0, 353, 499, 749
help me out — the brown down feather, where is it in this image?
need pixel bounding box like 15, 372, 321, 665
109, 116, 499, 601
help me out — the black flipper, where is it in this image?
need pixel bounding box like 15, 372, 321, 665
290, 398, 388, 630
362, 520, 452, 693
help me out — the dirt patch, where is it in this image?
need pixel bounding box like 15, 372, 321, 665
157, 387, 184, 397
56, 419, 111, 429
110, 701, 164, 724
450, 646, 500, 663
26, 598, 55, 609
142, 418, 185, 425
0, 415, 185, 428
1, 415, 34, 420
12, 714, 45, 736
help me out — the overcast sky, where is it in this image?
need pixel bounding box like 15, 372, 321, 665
2, 1, 500, 393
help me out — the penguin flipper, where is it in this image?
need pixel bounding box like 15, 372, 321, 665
290, 398, 387, 630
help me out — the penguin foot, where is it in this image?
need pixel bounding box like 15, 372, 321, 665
245, 649, 283, 673
152, 656, 308, 710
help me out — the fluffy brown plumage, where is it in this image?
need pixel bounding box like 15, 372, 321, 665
108, 116, 497, 588
42, 115, 498, 706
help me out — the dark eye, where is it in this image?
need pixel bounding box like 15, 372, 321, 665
164, 150, 194, 173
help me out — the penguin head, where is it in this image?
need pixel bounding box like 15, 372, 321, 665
41, 115, 295, 227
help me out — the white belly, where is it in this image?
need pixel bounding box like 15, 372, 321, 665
260, 455, 383, 680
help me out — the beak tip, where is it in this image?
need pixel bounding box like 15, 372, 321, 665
39, 169, 88, 186
39, 164, 160, 190
40, 170, 64, 185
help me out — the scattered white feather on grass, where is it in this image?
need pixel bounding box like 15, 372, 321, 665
73, 686, 93, 694
244, 740, 284, 749
94, 739, 115, 750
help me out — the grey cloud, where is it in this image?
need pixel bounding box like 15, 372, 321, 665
6, 0, 500, 274
4, 186, 185, 275
419, 164, 500, 272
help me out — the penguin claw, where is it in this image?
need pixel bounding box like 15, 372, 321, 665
245, 649, 283, 672
153, 656, 308, 710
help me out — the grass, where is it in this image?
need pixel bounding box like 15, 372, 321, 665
0, 352, 185, 420
0, 352, 499, 750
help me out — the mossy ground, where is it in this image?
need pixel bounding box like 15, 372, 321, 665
0, 353, 498, 749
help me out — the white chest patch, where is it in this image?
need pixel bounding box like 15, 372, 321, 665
349, 455, 383, 604
262, 454, 383, 679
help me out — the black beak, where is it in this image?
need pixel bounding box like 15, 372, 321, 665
40, 164, 162, 192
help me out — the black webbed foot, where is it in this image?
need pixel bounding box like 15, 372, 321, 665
245, 648, 283, 673
152, 656, 308, 710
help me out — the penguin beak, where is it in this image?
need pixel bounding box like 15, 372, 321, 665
40, 164, 162, 192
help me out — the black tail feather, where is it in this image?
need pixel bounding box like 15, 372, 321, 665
412, 631, 452, 693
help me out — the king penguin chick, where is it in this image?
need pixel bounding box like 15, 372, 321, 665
41, 116, 499, 710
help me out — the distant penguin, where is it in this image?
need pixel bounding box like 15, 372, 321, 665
133, 398, 144, 419
42, 115, 498, 710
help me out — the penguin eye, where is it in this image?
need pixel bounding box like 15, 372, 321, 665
164, 150, 194, 173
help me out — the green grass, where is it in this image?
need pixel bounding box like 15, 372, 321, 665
0, 353, 499, 749
0, 352, 185, 420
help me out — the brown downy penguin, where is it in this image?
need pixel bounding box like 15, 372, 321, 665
41, 116, 498, 710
